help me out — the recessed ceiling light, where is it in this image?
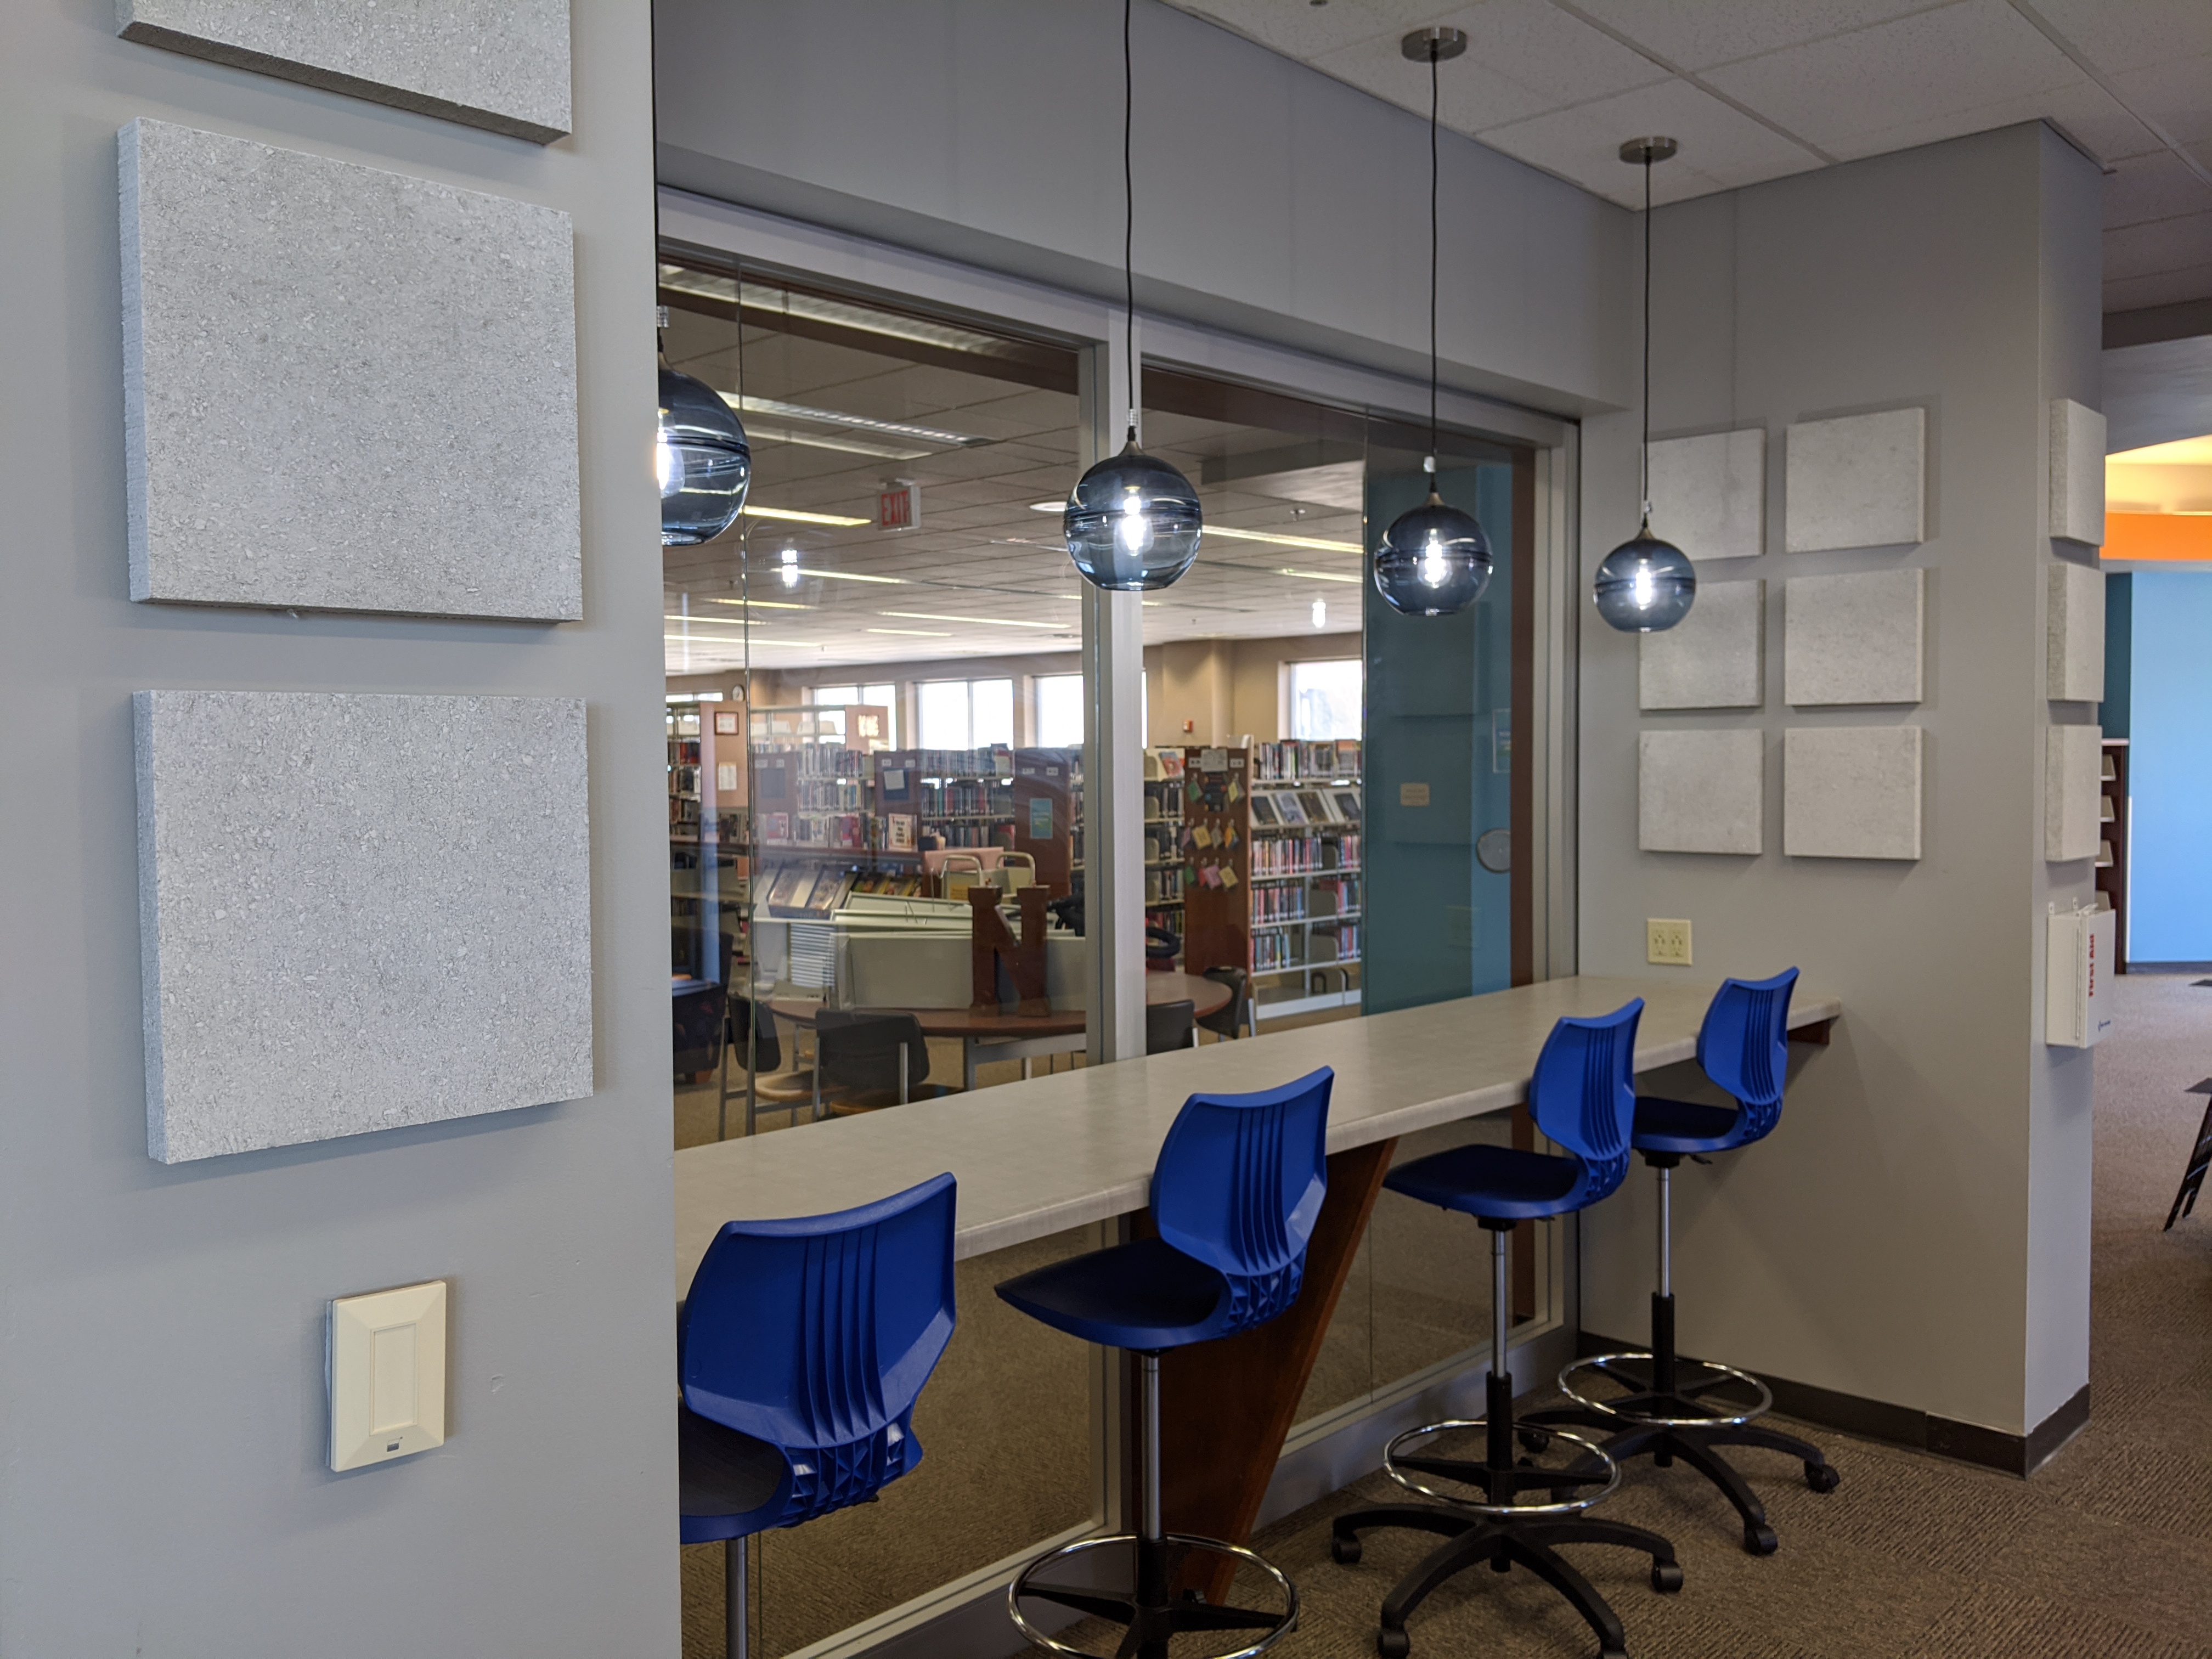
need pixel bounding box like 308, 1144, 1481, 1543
741, 505, 873, 527
879, 610, 1069, 630
1206, 525, 1362, 553
1275, 566, 1362, 584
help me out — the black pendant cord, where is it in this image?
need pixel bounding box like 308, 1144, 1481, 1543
1427, 44, 1441, 482
1123, 0, 1137, 445
1640, 149, 1652, 529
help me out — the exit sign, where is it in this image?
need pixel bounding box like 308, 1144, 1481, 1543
878, 482, 921, 531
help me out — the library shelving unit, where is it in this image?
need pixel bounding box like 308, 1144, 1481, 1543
1014, 747, 1080, 894
668, 697, 750, 978
1143, 748, 1187, 957
747, 704, 917, 920
2099, 738, 2128, 970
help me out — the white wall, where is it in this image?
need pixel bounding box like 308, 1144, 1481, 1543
652, 0, 1634, 419
0, 4, 676, 1654
1576, 125, 2102, 1439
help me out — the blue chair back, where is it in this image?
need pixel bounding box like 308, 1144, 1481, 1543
1694, 968, 1799, 1143
1528, 1001, 1643, 1209
1150, 1067, 1333, 1335
681, 1172, 956, 1529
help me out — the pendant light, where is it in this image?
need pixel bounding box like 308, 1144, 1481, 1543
657, 307, 752, 548
1063, 0, 1203, 591
1373, 26, 1491, 619
1592, 138, 1696, 633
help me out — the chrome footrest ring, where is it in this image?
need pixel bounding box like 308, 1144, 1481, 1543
1558, 1351, 1774, 1429
1007, 1531, 1299, 1659
1382, 1418, 1620, 1517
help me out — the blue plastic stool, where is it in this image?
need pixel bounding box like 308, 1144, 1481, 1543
679, 1172, 958, 1659
995, 1068, 1334, 1659
1330, 1002, 1683, 1659
1540, 970, 1841, 1554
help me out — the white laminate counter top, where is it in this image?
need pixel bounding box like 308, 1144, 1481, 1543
673, 975, 1840, 1297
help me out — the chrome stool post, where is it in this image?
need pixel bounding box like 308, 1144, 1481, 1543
1009, 1352, 1297, 1659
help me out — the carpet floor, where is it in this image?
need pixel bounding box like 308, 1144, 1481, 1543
1016, 970, 2212, 1659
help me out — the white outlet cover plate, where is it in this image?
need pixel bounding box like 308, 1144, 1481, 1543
329, 1280, 447, 1471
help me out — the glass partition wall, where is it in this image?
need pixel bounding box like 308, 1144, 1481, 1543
661, 244, 1560, 1659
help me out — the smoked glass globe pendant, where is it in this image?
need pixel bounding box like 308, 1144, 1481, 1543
1065, 0, 1203, 592
1596, 138, 1696, 634
657, 365, 751, 547
1374, 26, 1489, 619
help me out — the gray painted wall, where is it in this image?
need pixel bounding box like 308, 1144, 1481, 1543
1575, 125, 2102, 1437
0, 4, 676, 1654
651, 0, 1634, 419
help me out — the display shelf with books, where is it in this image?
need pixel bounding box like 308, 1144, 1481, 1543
1143, 747, 1188, 956
1243, 740, 1364, 1022
668, 698, 750, 983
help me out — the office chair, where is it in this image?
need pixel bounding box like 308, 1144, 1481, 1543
1198, 966, 1251, 1041
680, 1172, 958, 1659
815, 1009, 953, 1115
1330, 1002, 1682, 1659
996, 1068, 1335, 1659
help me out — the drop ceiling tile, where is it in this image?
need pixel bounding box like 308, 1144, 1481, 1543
1820, 75, 2160, 167
2103, 262, 2212, 312
1478, 77, 1825, 208
2105, 211, 2212, 281
1308, 33, 1557, 133
2104, 57, 2212, 146
1438, 0, 1674, 108
2104, 151, 2212, 229
1564, 0, 1943, 73
1169, 0, 1455, 61
1701, 0, 2080, 154
2021, 0, 2212, 76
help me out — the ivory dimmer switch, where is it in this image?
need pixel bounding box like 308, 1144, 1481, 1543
328, 1280, 447, 1471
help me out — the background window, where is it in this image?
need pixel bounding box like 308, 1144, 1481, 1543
1290, 659, 1363, 741
917, 679, 1013, 750
810, 682, 898, 744
1035, 674, 1083, 748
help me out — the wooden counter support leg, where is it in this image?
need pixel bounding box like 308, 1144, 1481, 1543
1152, 1138, 1397, 1601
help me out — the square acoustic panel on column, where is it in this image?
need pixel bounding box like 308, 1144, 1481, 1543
118, 0, 571, 143
2049, 399, 2106, 547
2045, 724, 2103, 862
134, 690, 592, 1163
2047, 560, 2106, 702
1784, 408, 1925, 552
1784, 569, 1925, 706
120, 120, 580, 620
1638, 729, 1763, 855
1783, 726, 1922, 861
1640, 580, 1763, 710
1647, 428, 1765, 563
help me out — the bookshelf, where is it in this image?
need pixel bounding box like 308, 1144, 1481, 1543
1143, 748, 1187, 956
2098, 739, 2128, 970
668, 698, 750, 980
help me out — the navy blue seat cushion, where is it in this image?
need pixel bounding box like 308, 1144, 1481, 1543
1632, 1095, 1746, 1156
995, 1235, 1230, 1352
678, 1403, 789, 1545
1385, 1142, 1589, 1222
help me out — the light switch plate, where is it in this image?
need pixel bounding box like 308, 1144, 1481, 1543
329, 1280, 447, 1471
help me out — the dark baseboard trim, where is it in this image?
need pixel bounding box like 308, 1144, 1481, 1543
2125, 961, 2212, 974
1578, 1331, 2090, 1477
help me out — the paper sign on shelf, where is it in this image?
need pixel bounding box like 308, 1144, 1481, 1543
2045, 903, 2114, 1048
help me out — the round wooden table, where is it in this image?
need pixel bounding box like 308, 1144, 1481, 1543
769, 971, 1232, 1089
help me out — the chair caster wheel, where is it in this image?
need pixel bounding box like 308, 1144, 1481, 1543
1804, 1462, 1841, 1494
1331, 1534, 1363, 1565
1745, 1523, 1779, 1555
1651, 1561, 1684, 1593
1517, 1427, 1551, 1453
1376, 1626, 1410, 1658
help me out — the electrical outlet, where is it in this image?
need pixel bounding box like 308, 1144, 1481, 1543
1646, 918, 1692, 966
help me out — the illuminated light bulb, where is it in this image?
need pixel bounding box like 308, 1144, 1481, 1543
1312, 598, 1327, 629
1063, 440, 1202, 590
656, 368, 750, 546
1373, 490, 1490, 617
779, 546, 800, 590
1592, 524, 1696, 632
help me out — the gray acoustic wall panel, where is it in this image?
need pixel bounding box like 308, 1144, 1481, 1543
1784, 407, 1926, 551
1647, 427, 1766, 563
1784, 568, 1926, 706
120, 120, 580, 619
1638, 729, 1763, 855
2047, 561, 2105, 702
1640, 580, 1764, 709
135, 690, 593, 1163
2048, 398, 2106, 546
117, 1, 571, 143
2044, 724, 2102, 862
1783, 726, 1923, 860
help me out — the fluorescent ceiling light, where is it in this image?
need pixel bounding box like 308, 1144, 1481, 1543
658, 266, 1032, 363
868, 627, 951, 636
1206, 524, 1362, 554
797, 567, 907, 585
740, 505, 872, 527
879, 610, 1068, 630
664, 613, 767, 626
1030, 500, 1064, 512
1275, 566, 1362, 584
706, 597, 810, 610
742, 419, 928, 461
720, 391, 986, 449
